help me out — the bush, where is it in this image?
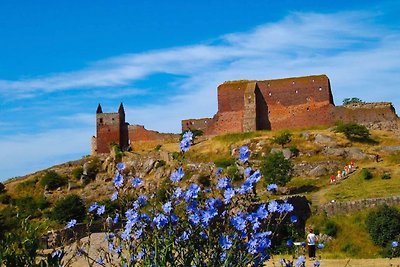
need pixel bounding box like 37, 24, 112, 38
14, 196, 49, 218
40, 171, 68, 190
71, 166, 84, 180
361, 168, 373, 180
334, 122, 371, 141
0, 182, 5, 193
155, 160, 166, 168
214, 158, 235, 168
86, 158, 101, 179
270, 131, 292, 148
226, 165, 242, 182
324, 220, 338, 237
51, 194, 86, 223
289, 145, 299, 157
261, 152, 293, 186
16, 178, 38, 190
0, 193, 11, 204
381, 173, 391, 180
197, 175, 211, 187
154, 144, 162, 151
342, 97, 364, 105
366, 205, 400, 247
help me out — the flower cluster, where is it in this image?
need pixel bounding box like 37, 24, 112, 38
68, 142, 301, 267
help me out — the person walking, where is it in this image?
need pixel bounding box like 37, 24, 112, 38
307, 228, 317, 260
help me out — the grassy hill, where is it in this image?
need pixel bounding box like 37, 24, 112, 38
1, 125, 400, 258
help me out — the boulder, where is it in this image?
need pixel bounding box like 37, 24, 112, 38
68, 182, 80, 191
309, 165, 328, 177
378, 146, 400, 153
270, 148, 292, 159
314, 134, 335, 144
346, 148, 368, 160
300, 132, 311, 140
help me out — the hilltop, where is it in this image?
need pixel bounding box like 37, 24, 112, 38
1, 125, 400, 258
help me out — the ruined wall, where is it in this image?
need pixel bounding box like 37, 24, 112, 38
181, 118, 213, 133
96, 113, 122, 154
128, 125, 179, 143
333, 102, 398, 125
256, 75, 334, 130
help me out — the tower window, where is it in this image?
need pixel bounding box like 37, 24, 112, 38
307, 107, 310, 111
319, 87, 322, 91
99, 118, 103, 124
268, 92, 272, 96
295, 90, 298, 94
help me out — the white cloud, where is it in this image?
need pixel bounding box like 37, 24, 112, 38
1, 10, 400, 180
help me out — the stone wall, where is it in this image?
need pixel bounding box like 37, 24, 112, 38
316, 196, 400, 216
128, 125, 179, 143
182, 118, 213, 133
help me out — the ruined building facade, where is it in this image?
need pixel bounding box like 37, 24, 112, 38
93, 74, 398, 154
182, 75, 398, 135
92, 103, 178, 155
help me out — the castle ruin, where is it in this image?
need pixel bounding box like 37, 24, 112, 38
92, 74, 398, 155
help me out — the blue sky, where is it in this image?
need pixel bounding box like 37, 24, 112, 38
1, 0, 399, 181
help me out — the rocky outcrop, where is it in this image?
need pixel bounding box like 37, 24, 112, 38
293, 161, 343, 177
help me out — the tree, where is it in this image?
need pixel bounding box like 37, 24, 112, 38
342, 97, 364, 105
334, 122, 370, 141
51, 194, 86, 223
261, 152, 293, 186
366, 205, 400, 247
271, 131, 292, 148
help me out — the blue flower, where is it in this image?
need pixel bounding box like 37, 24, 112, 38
179, 230, 191, 241
66, 219, 77, 229
88, 202, 99, 213
125, 209, 139, 223
219, 235, 233, 250
116, 162, 125, 171
184, 183, 200, 201
170, 167, 184, 183
204, 187, 212, 193
287, 239, 294, 246
202, 208, 217, 226
239, 146, 250, 162
131, 177, 143, 187
314, 260, 321, 267
153, 213, 168, 229
180, 139, 191, 152
199, 231, 208, 239
172, 187, 183, 199
317, 243, 325, 249
96, 257, 105, 265
113, 172, 124, 188
215, 167, 223, 176
51, 250, 62, 258
217, 177, 231, 190
137, 195, 148, 206
186, 200, 198, 213
114, 245, 122, 254
256, 204, 269, 219
237, 180, 253, 194
267, 183, 278, 191
134, 228, 143, 239
280, 201, 294, 213
290, 215, 298, 223
97, 205, 106, 216
268, 200, 279, 213
296, 255, 305, 267
170, 213, 179, 223
231, 215, 246, 231
189, 213, 201, 225
162, 201, 172, 214
182, 130, 193, 141
223, 188, 235, 204
244, 167, 252, 177
111, 191, 118, 201
392, 241, 399, 248
248, 170, 261, 184
113, 213, 119, 224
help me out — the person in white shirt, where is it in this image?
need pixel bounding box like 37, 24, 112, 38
307, 228, 317, 260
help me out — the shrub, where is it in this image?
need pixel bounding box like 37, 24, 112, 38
16, 178, 38, 190
40, 171, 68, 190
289, 145, 299, 157
14, 196, 49, 218
324, 220, 338, 237
197, 175, 211, 187
361, 168, 373, 180
342, 97, 364, 105
366, 205, 400, 247
270, 131, 292, 148
51, 194, 86, 223
226, 165, 242, 182
0, 182, 5, 193
86, 157, 101, 179
334, 122, 371, 141
381, 173, 391, 180
214, 158, 235, 168
71, 166, 84, 180
155, 160, 166, 168
154, 144, 162, 151
0, 193, 11, 204
261, 152, 293, 186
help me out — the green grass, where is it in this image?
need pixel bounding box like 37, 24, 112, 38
213, 131, 263, 143
318, 167, 400, 204
307, 209, 382, 258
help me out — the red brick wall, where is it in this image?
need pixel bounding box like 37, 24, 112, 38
333, 103, 398, 124
182, 118, 213, 132
96, 113, 121, 154
128, 125, 179, 143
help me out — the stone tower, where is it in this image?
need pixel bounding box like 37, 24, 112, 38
95, 103, 129, 154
